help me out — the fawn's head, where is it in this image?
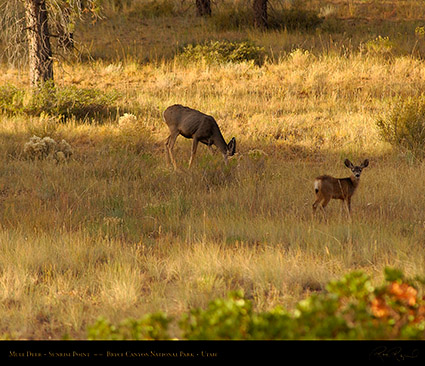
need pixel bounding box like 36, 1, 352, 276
344, 159, 369, 179
227, 137, 236, 157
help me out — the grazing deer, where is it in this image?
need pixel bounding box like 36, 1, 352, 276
312, 159, 369, 214
163, 104, 236, 170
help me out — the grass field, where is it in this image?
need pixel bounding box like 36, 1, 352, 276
0, 0, 424, 339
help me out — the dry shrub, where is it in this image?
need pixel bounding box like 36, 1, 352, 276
377, 96, 425, 160
23, 135, 73, 161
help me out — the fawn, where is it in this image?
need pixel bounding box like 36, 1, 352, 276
312, 159, 369, 214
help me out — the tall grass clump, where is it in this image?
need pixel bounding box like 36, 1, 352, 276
376, 95, 425, 160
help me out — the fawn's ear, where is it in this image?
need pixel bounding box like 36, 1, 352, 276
228, 137, 236, 156
362, 159, 369, 168
344, 159, 354, 169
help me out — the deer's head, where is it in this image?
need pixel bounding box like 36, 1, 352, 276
227, 137, 236, 156
344, 159, 369, 179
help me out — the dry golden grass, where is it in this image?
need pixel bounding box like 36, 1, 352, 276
0, 0, 424, 339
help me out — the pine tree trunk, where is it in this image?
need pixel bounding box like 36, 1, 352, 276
196, 0, 211, 17
24, 0, 54, 88
253, 0, 268, 29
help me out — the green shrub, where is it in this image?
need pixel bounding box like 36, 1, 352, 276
87, 313, 171, 340
179, 291, 253, 340
86, 268, 425, 340
0, 82, 119, 121
0, 84, 24, 114
183, 269, 425, 340
179, 40, 265, 66
26, 82, 120, 121
363, 36, 395, 55
376, 95, 425, 160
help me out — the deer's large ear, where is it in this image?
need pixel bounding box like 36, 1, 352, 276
228, 137, 236, 156
344, 159, 353, 169
362, 159, 369, 168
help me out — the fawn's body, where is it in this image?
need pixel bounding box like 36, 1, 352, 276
163, 104, 236, 170
313, 159, 369, 214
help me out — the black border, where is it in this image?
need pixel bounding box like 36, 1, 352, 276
1, 340, 425, 364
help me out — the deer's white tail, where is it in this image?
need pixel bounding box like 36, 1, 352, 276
314, 179, 321, 194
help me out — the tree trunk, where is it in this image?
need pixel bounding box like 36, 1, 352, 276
253, 0, 268, 29
196, 0, 211, 17
24, 0, 54, 88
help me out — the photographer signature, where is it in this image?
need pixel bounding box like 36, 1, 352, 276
370, 346, 420, 362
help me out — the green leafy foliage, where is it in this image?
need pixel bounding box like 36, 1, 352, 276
376, 95, 425, 160
87, 313, 171, 340
179, 291, 252, 340
86, 268, 425, 340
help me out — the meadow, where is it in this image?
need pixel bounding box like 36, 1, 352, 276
0, 0, 424, 339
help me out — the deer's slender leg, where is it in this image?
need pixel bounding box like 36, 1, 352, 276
188, 137, 199, 168
312, 196, 327, 220
166, 131, 179, 170
321, 196, 331, 210
313, 193, 322, 213
346, 197, 352, 213
343, 198, 352, 220
165, 135, 172, 165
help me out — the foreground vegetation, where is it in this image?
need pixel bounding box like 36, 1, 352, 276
87, 268, 425, 340
0, 0, 424, 339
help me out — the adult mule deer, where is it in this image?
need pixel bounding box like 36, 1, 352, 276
312, 159, 369, 215
163, 104, 236, 170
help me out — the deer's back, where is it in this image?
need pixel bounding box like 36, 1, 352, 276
163, 104, 220, 139
164, 104, 200, 122
316, 175, 355, 199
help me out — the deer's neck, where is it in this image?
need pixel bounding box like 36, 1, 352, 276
349, 176, 360, 190
213, 131, 228, 154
